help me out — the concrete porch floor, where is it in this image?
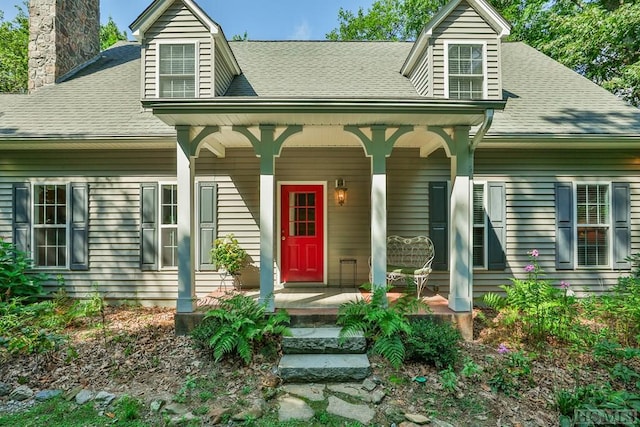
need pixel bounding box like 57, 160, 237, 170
175, 286, 472, 339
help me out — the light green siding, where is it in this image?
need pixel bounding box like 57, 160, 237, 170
431, 1, 501, 99
409, 46, 432, 97
215, 43, 235, 96
142, 0, 213, 98
1, 145, 638, 304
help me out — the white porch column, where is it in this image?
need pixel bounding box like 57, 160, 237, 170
259, 173, 276, 310
232, 125, 302, 311
344, 125, 413, 292
448, 126, 473, 312
176, 126, 196, 313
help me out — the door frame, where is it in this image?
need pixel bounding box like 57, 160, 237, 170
277, 181, 328, 285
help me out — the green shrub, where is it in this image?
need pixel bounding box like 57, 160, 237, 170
405, 318, 461, 369
483, 249, 581, 344
581, 255, 640, 346
191, 293, 290, 364
0, 299, 68, 356
488, 350, 534, 396
337, 283, 426, 369
0, 238, 46, 302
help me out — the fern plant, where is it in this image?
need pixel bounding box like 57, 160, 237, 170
192, 293, 290, 364
337, 284, 426, 368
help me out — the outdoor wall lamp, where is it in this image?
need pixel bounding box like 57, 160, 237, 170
335, 178, 348, 206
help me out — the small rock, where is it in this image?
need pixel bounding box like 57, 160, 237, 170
232, 398, 264, 421
232, 406, 263, 421
370, 389, 386, 404
209, 406, 231, 424
405, 413, 430, 424
150, 399, 165, 413
169, 412, 198, 426
35, 390, 62, 402
94, 391, 116, 406
281, 384, 325, 401
75, 389, 95, 405
278, 396, 314, 422
362, 378, 377, 391
0, 382, 11, 397
475, 415, 488, 421
64, 386, 83, 401
163, 402, 189, 416
326, 396, 375, 425
9, 385, 33, 402
432, 419, 455, 427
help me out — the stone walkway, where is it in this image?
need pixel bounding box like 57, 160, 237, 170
276, 381, 450, 426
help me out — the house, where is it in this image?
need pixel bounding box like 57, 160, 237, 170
1, 0, 639, 331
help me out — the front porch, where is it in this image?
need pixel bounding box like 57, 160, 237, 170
175, 286, 473, 340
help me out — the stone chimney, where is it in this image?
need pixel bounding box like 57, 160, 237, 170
28, 0, 100, 92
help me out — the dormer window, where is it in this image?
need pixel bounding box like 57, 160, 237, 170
158, 42, 198, 98
446, 42, 486, 99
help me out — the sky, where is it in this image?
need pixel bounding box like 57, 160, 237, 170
0, 0, 376, 40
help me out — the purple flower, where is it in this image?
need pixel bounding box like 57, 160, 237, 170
560, 281, 570, 289
524, 264, 535, 273
498, 344, 510, 354
529, 249, 539, 258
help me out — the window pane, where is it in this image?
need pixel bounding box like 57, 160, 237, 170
473, 185, 484, 224
449, 44, 483, 100
34, 227, 66, 267
161, 185, 177, 225
577, 226, 609, 266
159, 44, 196, 98
161, 228, 178, 268
473, 227, 485, 268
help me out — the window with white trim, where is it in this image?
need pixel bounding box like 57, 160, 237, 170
447, 44, 484, 100
576, 184, 610, 267
472, 183, 487, 268
33, 184, 68, 267
160, 184, 178, 268
158, 43, 196, 98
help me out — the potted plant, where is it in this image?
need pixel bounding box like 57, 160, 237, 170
210, 234, 247, 288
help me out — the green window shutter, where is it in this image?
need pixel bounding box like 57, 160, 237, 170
429, 181, 448, 271
140, 183, 158, 271
612, 182, 631, 270
12, 183, 31, 254
555, 182, 574, 270
487, 182, 506, 270
70, 183, 89, 271
198, 182, 217, 271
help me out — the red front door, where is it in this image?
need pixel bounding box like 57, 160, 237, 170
281, 185, 324, 283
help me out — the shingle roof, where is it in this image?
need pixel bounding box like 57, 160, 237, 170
0, 42, 173, 139
492, 42, 640, 136
226, 41, 418, 98
0, 40, 638, 140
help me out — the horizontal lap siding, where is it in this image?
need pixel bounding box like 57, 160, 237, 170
144, 1, 212, 98
388, 149, 450, 290
195, 149, 260, 290
431, 1, 500, 99
409, 47, 431, 97
473, 148, 640, 299
215, 44, 234, 96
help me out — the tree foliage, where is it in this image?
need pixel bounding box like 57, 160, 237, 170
0, 6, 28, 93
0, 7, 128, 93
327, 0, 640, 106
100, 16, 128, 51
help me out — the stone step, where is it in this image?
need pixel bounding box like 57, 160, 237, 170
283, 327, 366, 354
278, 354, 371, 383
